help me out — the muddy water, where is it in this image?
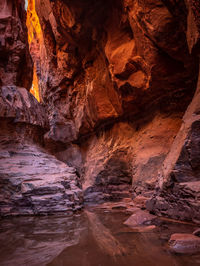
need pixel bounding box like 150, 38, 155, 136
0, 209, 200, 266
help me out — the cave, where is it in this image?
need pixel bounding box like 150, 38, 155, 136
1, 0, 200, 265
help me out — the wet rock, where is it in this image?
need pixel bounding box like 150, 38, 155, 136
124, 210, 157, 227
169, 233, 200, 254
128, 225, 156, 233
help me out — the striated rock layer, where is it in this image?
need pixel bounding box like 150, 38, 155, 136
0, 86, 83, 216
0, 85, 83, 216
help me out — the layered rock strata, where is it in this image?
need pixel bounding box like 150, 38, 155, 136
0, 86, 83, 216
1, 0, 200, 220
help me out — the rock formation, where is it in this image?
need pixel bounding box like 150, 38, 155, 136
0, 0, 83, 216
1, 0, 200, 221
0, 0, 32, 88
27, 0, 199, 207
147, 0, 200, 223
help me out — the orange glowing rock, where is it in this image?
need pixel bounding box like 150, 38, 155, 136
26, 0, 42, 102
30, 66, 40, 102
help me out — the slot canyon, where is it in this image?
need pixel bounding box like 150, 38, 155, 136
1, 0, 200, 265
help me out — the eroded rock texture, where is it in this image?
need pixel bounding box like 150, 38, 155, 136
147, 1, 200, 223
0, 0, 32, 88
28, 0, 198, 203
0, 1, 83, 216
0, 86, 83, 216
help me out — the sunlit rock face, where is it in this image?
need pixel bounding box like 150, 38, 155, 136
26, 0, 43, 101
0, 0, 33, 88
26, 0, 199, 203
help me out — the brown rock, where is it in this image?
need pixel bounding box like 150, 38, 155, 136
1, 0, 200, 220
169, 234, 200, 254
124, 210, 157, 227
0, 0, 33, 88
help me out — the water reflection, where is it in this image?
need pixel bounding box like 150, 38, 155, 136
0, 215, 85, 266
1, 210, 200, 266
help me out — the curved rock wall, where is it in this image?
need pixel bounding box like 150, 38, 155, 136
27, 0, 199, 203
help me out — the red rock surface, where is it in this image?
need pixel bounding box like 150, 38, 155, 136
26, 0, 198, 205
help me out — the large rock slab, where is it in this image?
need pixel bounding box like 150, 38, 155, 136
0, 142, 83, 216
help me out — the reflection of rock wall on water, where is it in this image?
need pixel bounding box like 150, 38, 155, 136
0, 215, 85, 266
85, 210, 126, 257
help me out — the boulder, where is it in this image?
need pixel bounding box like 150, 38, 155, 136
169, 233, 200, 254
124, 210, 157, 227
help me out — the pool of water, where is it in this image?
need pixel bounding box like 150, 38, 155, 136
0, 208, 200, 266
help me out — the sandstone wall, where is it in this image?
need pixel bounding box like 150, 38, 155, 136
27, 0, 198, 202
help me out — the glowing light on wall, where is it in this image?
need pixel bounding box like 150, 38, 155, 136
26, 0, 42, 102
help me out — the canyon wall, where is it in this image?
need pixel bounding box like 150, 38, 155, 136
1, 0, 200, 220
28, 0, 199, 205
147, 0, 200, 223
0, 0, 33, 88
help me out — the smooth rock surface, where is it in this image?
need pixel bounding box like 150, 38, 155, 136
169, 233, 200, 254
124, 210, 157, 227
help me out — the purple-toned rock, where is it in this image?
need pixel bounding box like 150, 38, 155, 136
169, 234, 200, 254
